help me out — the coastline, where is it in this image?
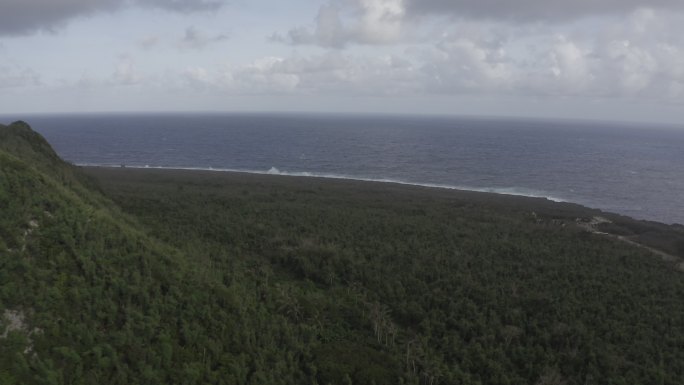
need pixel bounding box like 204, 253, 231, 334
82, 165, 684, 267
78, 163, 568, 202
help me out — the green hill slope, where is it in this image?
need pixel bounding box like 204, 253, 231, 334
2, 121, 684, 385
0, 122, 312, 385
0, 121, 62, 169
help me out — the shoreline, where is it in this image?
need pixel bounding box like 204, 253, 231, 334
82, 164, 684, 266
78, 163, 568, 202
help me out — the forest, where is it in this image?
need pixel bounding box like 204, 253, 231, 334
1, 120, 684, 385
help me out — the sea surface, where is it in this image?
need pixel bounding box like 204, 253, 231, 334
6, 113, 684, 225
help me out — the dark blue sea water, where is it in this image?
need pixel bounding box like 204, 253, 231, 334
5, 113, 684, 225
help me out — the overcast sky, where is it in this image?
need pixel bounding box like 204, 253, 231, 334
1, 0, 683, 124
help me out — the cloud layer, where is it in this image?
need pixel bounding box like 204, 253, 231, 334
174, 6, 684, 106
405, 0, 684, 21
1, 0, 684, 122
0, 0, 225, 35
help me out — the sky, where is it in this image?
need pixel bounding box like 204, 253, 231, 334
1, 0, 684, 124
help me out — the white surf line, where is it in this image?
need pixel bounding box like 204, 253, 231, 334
77, 163, 567, 203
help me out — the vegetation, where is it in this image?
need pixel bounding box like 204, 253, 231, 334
2, 121, 684, 384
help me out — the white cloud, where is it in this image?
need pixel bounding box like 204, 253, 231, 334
274, 4, 349, 48
604, 40, 656, 95
273, 0, 407, 48
111, 56, 142, 85
179, 52, 418, 96
538, 36, 593, 94
356, 0, 405, 44
182, 66, 211, 85
418, 9, 684, 101
229, 57, 301, 93
422, 35, 514, 93
177, 26, 229, 50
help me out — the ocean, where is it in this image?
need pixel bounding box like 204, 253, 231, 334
6, 113, 684, 225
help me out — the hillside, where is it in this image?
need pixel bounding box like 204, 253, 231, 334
0, 122, 253, 384
2, 121, 684, 385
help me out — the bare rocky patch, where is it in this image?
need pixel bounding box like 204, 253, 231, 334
2, 309, 42, 354
1, 309, 27, 338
